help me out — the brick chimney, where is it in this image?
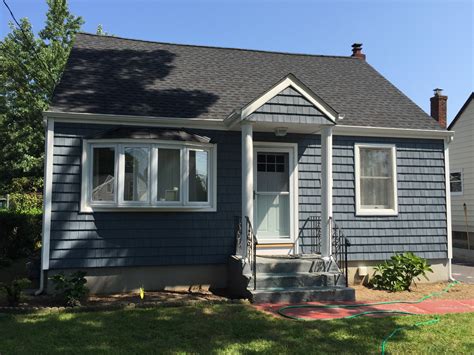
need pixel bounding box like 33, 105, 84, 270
430, 88, 447, 128
351, 43, 366, 60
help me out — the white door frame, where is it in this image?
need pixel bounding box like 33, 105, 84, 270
253, 142, 299, 253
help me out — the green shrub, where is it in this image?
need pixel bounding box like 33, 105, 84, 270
0, 278, 31, 306
7, 177, 43, 194
369, 252, 433, 292
50, 271, 88, 307
0, 210, 42, 266
8, 193, 43, 213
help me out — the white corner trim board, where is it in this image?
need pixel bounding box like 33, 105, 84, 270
444, 140, 453, 261
41, 118, 54, 271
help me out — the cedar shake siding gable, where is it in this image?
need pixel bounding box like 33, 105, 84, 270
248, 87, 333, 125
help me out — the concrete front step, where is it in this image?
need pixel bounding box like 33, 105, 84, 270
255, 272, 345, 289
255, 256, 338, 273
251, 286, 356, 304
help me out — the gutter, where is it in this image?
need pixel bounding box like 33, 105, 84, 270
35, 269, 45, 296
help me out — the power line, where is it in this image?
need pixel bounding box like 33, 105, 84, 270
2, 0, 57, 91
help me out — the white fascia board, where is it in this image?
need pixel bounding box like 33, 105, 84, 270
227, 74, 338, 127
44, 111, 227, 131
334, 125, 455, 140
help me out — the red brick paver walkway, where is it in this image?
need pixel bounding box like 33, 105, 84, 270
255, 299, 474, 320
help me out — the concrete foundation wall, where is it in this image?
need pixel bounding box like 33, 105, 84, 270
47, 264, 227, 294
347, 259, 449, 286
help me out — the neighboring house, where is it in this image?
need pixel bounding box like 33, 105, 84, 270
448, 93, 474, 255
40, 33, 454, 301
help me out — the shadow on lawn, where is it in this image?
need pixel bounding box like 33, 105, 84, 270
0, 304, 409, 354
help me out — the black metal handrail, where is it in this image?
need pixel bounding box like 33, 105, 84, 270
297, 216, 321, 255
245, 216, 258, 290
330, 217, 351, 287
234, 216, 258, 290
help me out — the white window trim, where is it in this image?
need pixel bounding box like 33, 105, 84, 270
354, 143, 398, 216
450, 169, 463, 196
81, 139, 217, 212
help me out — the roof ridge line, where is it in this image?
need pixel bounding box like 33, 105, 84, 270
76, 32, 358, 60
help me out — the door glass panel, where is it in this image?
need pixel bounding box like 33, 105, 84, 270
257, 153, 289, 192
255, 152, 290, 239
124, 147, 149, 202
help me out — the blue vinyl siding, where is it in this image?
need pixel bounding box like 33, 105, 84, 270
49, 122, 447, 269
50, 123, 241, 269
332, 136, 447, 261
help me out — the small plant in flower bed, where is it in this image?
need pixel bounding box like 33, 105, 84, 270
50, 271, 88, 307
0, 278, 31, 306
369, 252, 433, 292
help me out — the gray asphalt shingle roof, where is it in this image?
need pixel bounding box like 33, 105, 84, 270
50, 33, 443, 130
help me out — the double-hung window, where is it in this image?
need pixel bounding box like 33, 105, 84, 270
354, 143, 398, 216
450, 169, 463, 195
82, 140, 216, 211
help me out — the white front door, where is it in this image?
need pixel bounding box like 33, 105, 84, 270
254, 144, 297, 254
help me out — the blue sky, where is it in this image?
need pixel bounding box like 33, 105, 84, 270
1, 0, 473, 123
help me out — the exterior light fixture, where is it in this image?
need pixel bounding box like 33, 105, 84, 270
274, 127, 288, 137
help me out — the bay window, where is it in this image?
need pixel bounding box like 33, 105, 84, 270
188, 149, 209, 203
91, 146, 116, 203
81, 140, 216, 211
354, 143, 398, 216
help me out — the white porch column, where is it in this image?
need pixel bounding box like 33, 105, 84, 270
241, 122, 254, 257
321, 126, 333, 258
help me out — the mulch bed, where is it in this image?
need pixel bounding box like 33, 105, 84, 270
353, 282, 474, 302
0, 289, 241, 313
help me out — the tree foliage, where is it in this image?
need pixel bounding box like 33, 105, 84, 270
0, 0, 83, 193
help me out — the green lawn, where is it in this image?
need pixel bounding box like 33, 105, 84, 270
0, 304, 472, 354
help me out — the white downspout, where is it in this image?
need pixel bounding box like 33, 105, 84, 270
241, 122, 254, 258
36, 117, 54, 295
444, 136, 456, 281
321, 126, 334, 258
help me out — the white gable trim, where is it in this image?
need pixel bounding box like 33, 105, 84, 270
225, 74, 338, 127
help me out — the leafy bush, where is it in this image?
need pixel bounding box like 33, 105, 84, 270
369, 252, 433, 292
0, 278, 31, 306
50, 271, 88, 307
8, 193, 43, 213
0, 210, 42, 266
8, 177, 43, 194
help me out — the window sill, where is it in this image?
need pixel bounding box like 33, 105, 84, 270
355, 208, 398, 217
451, 192, 463, 196
80, 205, 216, 213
